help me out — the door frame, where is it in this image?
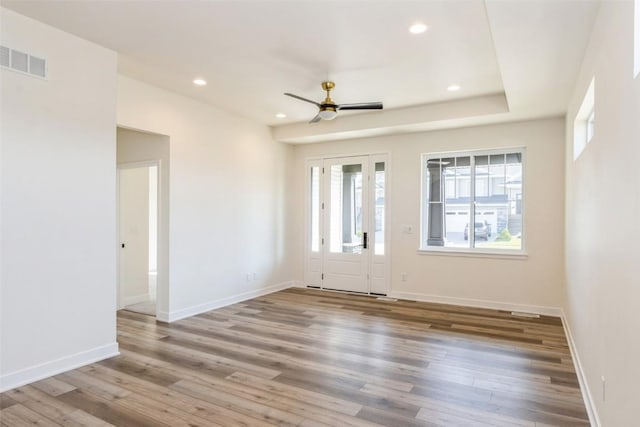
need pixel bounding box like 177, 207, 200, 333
304, 152, 391, 295
116, 160, 162, 314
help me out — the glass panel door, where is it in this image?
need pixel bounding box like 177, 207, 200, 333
328, 163, 364, 254
323, 156, 369, 293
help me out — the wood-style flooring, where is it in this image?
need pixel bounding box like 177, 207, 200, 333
0, 288, 589, 426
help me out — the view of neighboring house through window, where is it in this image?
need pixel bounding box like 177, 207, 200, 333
421, 149, 524, 252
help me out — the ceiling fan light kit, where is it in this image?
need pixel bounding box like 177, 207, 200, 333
318, 109, 337, 120
284, 81, 383, 123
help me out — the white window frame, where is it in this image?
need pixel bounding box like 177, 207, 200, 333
586, 107, 595, 143
419, 147, 526, 258
573, 77, 595, 160
635, 0, 640, 79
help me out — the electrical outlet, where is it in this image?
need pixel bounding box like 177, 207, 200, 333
246, 273, 251, 282
253, 272, 257, 281
401, 273, 408, 281
402, 225, 413, 234
601, 376, 606, 401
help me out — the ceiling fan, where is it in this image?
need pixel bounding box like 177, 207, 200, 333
284, 81, 383, 123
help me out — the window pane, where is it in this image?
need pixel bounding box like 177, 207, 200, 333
374, 162, 385, 255
329, 164, 363, 254
456, 157, 471, 198
425, 158, 444, 246
586, 109, 595, 142
441, 156, 470, 248
423, 150, 523, 252
474, 153, 522, 250
426, 159, 443, 202
310, 166, 320, 252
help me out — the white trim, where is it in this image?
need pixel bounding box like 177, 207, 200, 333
387, 291, 562, 317
417, 248, 528, 260
291, 280, 307, 288
119, 293, 152, 309
159, 281, 294, 323
560, 310, 601, 427
573, 77, 595, 160
156, 310, 171, 323
634, 0, 639, 79
304, 151, 391, 162
0, 343, 119, 393
117, 160, 159, 170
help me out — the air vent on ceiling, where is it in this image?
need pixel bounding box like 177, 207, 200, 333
0, 45, 47, 79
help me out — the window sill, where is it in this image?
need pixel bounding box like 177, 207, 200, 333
417, 248, 528, 260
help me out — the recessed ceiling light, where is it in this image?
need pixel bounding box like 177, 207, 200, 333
193, 78, 207, 86
409, 23, 428, 34
275, 113, 287, 119
447, 84, 461, 92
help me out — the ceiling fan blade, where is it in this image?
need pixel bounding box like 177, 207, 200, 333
309, 113, 322, 123
284, 93, 321, 107
337, 102, 383, 111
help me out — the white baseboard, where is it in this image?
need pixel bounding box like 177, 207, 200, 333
156, 309, 171, 323
290, 280, 307, 288
119, 293, 152, 309
387, 291, 562, 317
0, 342, 119, 393
560, 310, 600, 427
161, 281, 295, 323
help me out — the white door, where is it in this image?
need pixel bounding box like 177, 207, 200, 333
118, 167, 150, 308
322, 156, 370, 293
305, 155, 389, 294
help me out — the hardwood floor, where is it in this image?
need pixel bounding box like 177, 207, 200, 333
0, 288, 589, 426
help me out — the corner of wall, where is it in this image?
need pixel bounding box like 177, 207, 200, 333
560, 310, 601, 427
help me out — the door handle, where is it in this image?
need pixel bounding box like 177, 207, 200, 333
363, 232, 368, 249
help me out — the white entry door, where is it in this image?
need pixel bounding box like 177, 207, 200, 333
323, 156, 370, 293
305, 154, 389, 294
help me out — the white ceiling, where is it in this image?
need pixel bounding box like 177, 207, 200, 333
2, 0, 599, 141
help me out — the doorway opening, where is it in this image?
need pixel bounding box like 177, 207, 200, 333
116, 127, 170, 320
118, 164, 158, 316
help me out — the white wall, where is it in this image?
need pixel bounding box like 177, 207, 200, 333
0, 8, 118, 390
117, 128, 170, 315
565, 2, 640, 425
117, 76, 295, 321
292, 118, 566, 312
